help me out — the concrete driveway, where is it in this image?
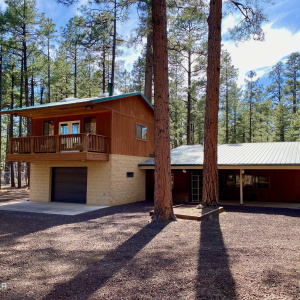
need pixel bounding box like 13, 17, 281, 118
0, 201, 109, 215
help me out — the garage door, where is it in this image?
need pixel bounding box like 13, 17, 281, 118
51, 167, 87, 204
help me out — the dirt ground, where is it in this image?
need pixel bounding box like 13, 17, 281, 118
0, 190, 299, 300
0, 187, 29, 203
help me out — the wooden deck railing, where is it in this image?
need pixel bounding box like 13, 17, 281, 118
9, 134, 107, 154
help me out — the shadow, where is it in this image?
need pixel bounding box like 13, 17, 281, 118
42, 221, 167, 300
196, 215, 237, 300
221, 205, 300, 218
0, 201, 154, 245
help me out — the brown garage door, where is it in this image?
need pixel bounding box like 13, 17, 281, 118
51, 167, 87, 204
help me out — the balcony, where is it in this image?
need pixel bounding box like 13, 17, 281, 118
7, 134, 109, 162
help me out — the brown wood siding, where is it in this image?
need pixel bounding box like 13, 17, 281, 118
147, 169, 300, 203
219, 169, 300, 203
111, 111, 154, 157
98, 95, 154, 123
30, 95, 154, 157
146, 170, 190, 202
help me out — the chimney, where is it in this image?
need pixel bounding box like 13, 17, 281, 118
108, 83, 113, 96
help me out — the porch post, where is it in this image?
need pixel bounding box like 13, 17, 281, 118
240, 169, 243, 205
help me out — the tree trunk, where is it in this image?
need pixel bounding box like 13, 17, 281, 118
74, 45, 77, 98
18, 55, 24, 189
152, 0, 176, 222
102, 46, 106, 93
47, 38, 51, 103
10, 66, 15, 188
144, 20, 153, 102
225, 66, 229, 143
202, 0, 222, 206
187, 48, 192, 145
0, 45, 2, 190
110, 0, 117, 91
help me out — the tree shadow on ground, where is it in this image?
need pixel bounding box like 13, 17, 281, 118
0, 201, 153, 245
196, 215, 237, 300
222, 205, 300, 217
41, 221, 167, 300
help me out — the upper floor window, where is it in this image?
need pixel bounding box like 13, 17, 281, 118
59, 121, 80, 135
43, 121, 54, 136
84, 117, 96, 134
136, 124, 147, 140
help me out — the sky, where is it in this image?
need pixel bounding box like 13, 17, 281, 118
0, 0, 300, 87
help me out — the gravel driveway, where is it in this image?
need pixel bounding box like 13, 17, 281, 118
0, 200, 299, 300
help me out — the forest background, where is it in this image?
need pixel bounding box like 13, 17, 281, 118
0, 0, 299, 187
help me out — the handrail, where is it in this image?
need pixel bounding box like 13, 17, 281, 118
9, 134, 107, 154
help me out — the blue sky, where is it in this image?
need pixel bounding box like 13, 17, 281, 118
222, 0, 300, 85
1, 0, 299, 86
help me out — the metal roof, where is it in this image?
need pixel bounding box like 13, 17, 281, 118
0, 92, 153, 114
139, 142, 300, 167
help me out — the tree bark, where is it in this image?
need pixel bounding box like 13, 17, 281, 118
10, 64, 15, 188
152, 0, 176, 222
47, 37, 51, 103
144, 20, 153, 102
110, 0, 117, 91
187, 48, 192, 145
0, 45, 2, 190
18, 55, 24, 189
202, 0, 222, 206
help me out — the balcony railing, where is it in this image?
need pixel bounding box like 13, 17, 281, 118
9, 134, 107, 155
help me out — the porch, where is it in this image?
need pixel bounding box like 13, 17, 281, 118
7, 134, 109, 162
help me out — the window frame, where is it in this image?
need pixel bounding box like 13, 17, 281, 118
59, 120, 80, 135
136, 124, 148, 140
43, 120, 55, 136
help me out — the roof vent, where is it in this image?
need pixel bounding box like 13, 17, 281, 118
59, 97, 79, 102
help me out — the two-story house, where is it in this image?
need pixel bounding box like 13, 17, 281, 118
2, 92, 154, 206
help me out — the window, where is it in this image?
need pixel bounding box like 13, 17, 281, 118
127, 172, 134, 178
43, 121, 54, 136
136, 124, 147, 140
254, 175, 269, 188
233, 175, 269, 188
84, 117, 96, 134
225, 175, 236, 187
59, 121, 80, 135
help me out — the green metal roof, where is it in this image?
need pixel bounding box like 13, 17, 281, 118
139, 142, 300, 167
0, 92, 153, 114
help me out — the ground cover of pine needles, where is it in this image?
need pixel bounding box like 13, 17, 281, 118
0, 189, 299, 300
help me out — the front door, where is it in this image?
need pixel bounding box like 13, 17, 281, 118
59, 121, 80, 151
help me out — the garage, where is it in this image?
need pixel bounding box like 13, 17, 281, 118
51, 167, 87, 204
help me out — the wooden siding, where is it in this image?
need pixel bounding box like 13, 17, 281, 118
111, 111, 154, 157
22, 94, 154, 159
219, 169, 300, 203
146, 170, 190, 202
146, 169, 300, 203
98, 95, 154, 123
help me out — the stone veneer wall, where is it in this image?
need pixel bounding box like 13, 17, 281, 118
29, 154, 147, 206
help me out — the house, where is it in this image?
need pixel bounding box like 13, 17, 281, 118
139, 143, 300, 204
2, 92, 154, 206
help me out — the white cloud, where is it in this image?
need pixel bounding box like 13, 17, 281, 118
223, 23, 300, 85
0, 0, 7, 11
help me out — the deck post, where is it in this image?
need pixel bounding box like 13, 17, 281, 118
31, 136, 34, 153
56, 135, 60, 153
240, 169, 243, 205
